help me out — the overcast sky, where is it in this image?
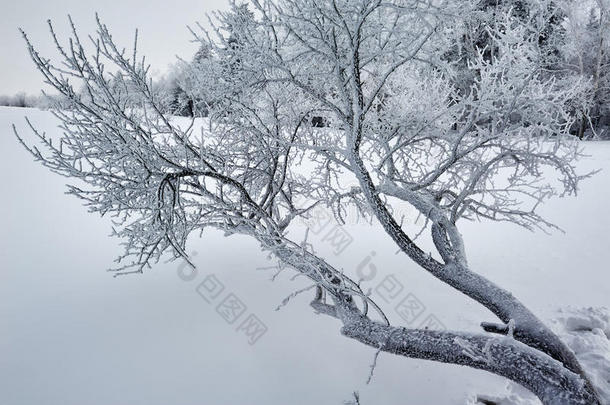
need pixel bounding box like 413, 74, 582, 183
0, 0, 230, 95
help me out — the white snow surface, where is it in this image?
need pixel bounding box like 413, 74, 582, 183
469, 307, 610, 404
553, 307, 610, 403
1, 107, 609, 405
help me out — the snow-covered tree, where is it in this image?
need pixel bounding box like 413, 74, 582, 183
444, 0, 568, 102
561, 0, 610, 138
16, 2, 603, 403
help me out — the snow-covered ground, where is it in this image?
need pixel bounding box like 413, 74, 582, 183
1, 106, 608, 405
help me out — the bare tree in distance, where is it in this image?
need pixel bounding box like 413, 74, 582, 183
15, 1, 603, 403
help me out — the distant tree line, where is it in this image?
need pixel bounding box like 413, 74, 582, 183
5, 0, 609, 139
0, 92, 43, 108
158, 0, 610, 139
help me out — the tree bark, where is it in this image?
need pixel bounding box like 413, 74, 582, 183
346, 142, 601, 404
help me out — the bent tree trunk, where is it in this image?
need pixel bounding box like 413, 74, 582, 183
340, 316, 597, 405
345, 147, 601, 404
261, 230, 599, 405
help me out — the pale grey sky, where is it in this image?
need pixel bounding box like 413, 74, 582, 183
0, 0, 230, 95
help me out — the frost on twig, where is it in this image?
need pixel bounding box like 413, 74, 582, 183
366, 346, 382, 385
275, 284, 317, 311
